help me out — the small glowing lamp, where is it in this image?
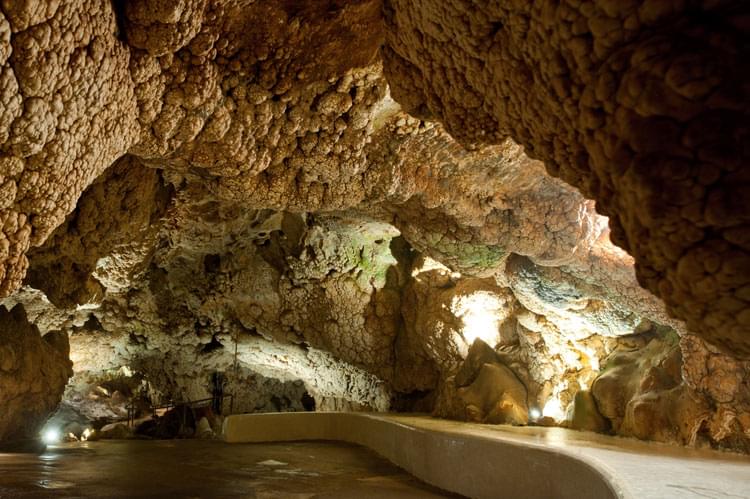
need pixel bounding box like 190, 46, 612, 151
41, 428, 61, 445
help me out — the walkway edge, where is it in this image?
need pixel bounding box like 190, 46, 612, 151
222, 412, 630, 499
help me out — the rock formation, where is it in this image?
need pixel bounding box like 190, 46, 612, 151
381, 0, 750, 356
0, 305, 73, 449
0, 0, 747, 454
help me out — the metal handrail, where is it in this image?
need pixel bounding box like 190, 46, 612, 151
126, 394, 235, 427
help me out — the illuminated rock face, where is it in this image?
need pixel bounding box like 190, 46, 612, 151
591, 329, 750, 451
0, 0, 747, 453
8, 161, 747, 450
436, 339, 529, 425
0, 0, 386, 299
382, 0, 750, 357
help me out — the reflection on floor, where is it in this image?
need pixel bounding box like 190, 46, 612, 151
0, 440, 459, 498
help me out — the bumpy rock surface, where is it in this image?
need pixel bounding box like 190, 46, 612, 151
0, 0, 139, 296
0, 305, 73, 446
382, 1, 750, 356
25, 155, 173, 307
0, 0, 386, 300
0, 0, 747, 454
592, 329, 750, 451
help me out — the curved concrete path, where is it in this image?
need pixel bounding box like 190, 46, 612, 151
223, 413, 750, 499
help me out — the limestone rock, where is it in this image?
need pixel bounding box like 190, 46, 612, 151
570, 390, 610, 434
0, 0, 140, 296
92, 423, 132, 441
436, 339, 529, 426
0, 0, 746, 456
455, 339, 502, 388
592, 329, 750, 451
382, 0, 750, 356
25, 155, 174, 307
458, 363, 528, 426
0, 305, 73, 447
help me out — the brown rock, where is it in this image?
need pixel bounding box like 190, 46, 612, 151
570, 390, 610, 434
382, 0, 750, 356
0, 305, 73, 446
457, 363, 529, 426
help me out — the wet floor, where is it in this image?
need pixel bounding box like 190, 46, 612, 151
0, 440, 459, 498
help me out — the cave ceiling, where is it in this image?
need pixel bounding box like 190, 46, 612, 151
0, 0, 748, 452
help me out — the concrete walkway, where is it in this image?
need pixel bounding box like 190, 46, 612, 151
223, 412, 750, 499
398, 415, 750, 499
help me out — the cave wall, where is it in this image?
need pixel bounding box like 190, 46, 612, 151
1, 1, 746, 356
0, 305, 73, 447
381, 0, 750, 355
0, 0, 747, 453
5, 149, 747, 450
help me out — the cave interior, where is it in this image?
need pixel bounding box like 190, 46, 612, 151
0, 1, 748, 497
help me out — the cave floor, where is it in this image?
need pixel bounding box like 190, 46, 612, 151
0, 439, 459, 498
388, 415, 750, 498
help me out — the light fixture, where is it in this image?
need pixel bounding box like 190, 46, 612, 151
542, 397, 566, 422
451, 291, 505, 348
41, 427, 61, 445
